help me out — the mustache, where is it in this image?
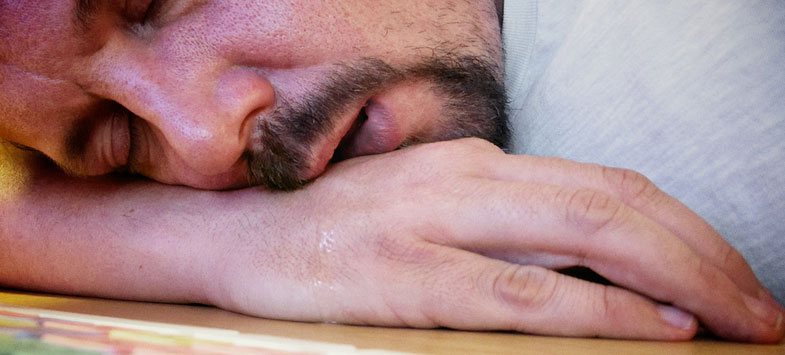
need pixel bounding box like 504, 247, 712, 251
247, 54, 509, 191
247, 58, 401, 190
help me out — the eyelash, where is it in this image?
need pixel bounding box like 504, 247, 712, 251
8, 142, 40, 154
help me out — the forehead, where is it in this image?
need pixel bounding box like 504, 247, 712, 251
0, 2, 91, 133
3, 1, 121, 83
1, 2, 77, 62
1, 2, 74, 39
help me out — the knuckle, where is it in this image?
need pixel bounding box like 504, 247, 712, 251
592, 285, 630, 327
693, 255, 722, 289
602, 166, 660, 206
568, 282, 613, 325
455, 137, 505, 153
562, 188, 623, 235
402, 138, 504, 181
717, 242, 747, 271
404, 141, 463, 171
491, 265, 557, 312
417, 137, 503, 157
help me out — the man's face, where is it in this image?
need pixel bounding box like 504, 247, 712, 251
0, 0, 507, 190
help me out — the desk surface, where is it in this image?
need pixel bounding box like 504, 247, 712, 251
1, 289, 782, 355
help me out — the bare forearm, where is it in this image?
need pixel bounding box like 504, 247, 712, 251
1, 168, 243, 304
1, 143, 330, 321
1, 140, 782, 343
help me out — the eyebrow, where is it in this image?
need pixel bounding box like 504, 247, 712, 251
74, 0, 101, 32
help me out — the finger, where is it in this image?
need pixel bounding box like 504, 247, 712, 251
430, 180, 784, 343
472, 153, 764, 297
390, 246, 699, 340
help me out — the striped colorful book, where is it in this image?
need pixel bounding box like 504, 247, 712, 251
0, 304, 404, 354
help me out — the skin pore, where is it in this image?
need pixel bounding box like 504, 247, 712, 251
0, 0, 506, 190
1, 0, 784, 344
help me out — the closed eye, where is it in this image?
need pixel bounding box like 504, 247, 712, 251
7, 141, 40, 153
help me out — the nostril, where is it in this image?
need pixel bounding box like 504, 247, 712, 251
242, 106, 264, 142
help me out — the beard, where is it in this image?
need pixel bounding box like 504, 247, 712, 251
246, 53, 510, 191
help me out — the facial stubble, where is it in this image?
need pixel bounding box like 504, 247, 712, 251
247, 54, 510, 191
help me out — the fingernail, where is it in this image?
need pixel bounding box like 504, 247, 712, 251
743, 293, 781, 327
658, 305, 695, 330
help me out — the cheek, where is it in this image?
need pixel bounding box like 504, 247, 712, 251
0, 64, 87, 153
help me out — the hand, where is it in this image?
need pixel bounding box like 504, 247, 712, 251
209, 138, 784, 343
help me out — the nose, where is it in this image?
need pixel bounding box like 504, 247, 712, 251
153, 67, 275, 176
103, 60, 275, 180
